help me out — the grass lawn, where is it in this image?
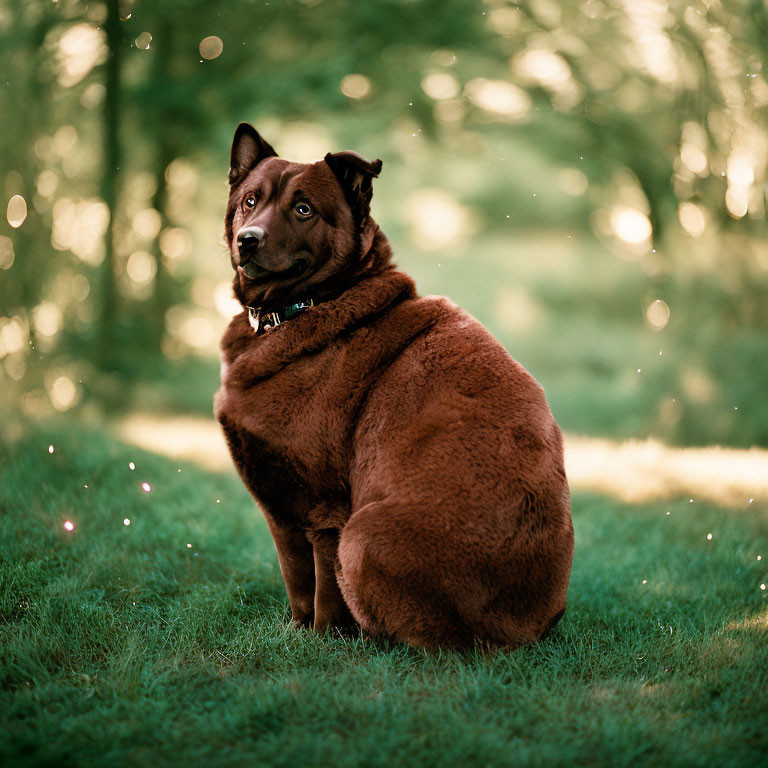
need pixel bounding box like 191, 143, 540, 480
1, 423, 767, 767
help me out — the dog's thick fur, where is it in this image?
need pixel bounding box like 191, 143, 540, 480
215, 123, 574, 650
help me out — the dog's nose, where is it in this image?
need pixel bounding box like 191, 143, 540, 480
236, 226, 265, 261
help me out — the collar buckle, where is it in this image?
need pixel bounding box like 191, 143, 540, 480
247, 298, 314, 335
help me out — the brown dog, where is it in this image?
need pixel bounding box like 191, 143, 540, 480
214, 123, 574, 650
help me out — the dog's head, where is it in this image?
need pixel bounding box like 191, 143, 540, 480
225, 123, 383, 308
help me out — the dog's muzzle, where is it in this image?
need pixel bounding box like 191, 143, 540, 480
234, 225, 310, 281
236, 226, 265, 264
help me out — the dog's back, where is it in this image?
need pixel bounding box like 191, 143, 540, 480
338, 293, 573, 649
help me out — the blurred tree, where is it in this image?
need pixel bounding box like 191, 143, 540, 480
98, 0, 122, 359
1, 0, 767, 445
0, 3, 61, 319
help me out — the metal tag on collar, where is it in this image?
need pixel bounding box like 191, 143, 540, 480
247, 306, 261, 333
284, 298, 314, 319
261, 311, 280, 332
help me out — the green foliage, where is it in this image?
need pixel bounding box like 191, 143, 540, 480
1, 0, 767, 445
1, 424, 767, 766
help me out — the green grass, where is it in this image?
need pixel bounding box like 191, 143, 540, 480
1, 423, 767, 767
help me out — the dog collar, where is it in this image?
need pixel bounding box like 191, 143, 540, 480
247, 298, 314, 334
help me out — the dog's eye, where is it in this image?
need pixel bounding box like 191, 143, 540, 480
295, 202, 313, 217
244, 194, 257, 209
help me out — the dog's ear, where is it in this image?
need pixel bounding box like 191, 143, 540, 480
229, 123, 277, 186
324, 151, 382, 225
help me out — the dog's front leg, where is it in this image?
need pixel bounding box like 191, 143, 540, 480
311, 529, 355, 633
264, 514, 316, 628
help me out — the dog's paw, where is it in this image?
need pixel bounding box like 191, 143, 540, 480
313, 608, 357, 636
291, 605, 314, 629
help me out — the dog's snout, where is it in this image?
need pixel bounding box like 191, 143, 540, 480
236, 226, 265, 259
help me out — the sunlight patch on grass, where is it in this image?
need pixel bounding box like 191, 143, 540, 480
115, 413, 232, 472
565, 434, 768, 507
115, 413, 768, 507
726, 609, 768, 632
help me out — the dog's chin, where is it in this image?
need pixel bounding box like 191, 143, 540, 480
238, 262, 268, 281
237, 256, 310, 283
236, 257, 316, 306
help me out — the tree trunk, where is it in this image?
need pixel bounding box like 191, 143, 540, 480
148, 14, 176, 353
98, 0, 122, 363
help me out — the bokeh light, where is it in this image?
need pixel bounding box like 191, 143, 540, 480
558, 169, 588, 197
199, 36, 223, 60
126, 251, 157, 285
404, 189, 476, 251
464, 78, 531, 120
340, 74, 371, 100
33, 303, 63, 338
213, 282, 242, 319
0, 236, 15, 270
56, 24, 106, 87
678, 202, 707, 237
421, 72, 460, 100
646, 300, 671, 331
6, 195, 27, 228
133, 209, 162, 240
51, 198, 110, 265
49, 375, 79, 412
611, 208, 652, 246
159, 227, 191, 262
